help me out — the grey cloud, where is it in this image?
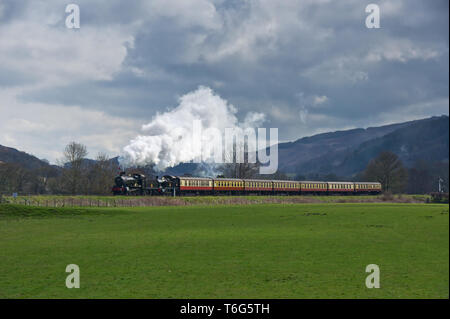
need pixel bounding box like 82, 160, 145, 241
0, 0, 448, 162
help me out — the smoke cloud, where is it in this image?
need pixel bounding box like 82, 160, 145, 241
119, 86, 265, 171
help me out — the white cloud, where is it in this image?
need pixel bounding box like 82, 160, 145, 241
0, 88, 140, 163
313, 95, 328, 105
145, 0, 222, 30
0, 22, 133, 85
366, 39, 441, 63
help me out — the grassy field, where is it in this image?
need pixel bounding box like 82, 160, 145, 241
0, 202, 448, 298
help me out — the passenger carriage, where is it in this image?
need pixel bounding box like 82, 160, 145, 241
327, 181, 354, 194
244, 179, 273, 194
178, 176, 213, 194
353, 182, 382, 194
300, 181, 327, 195
213, 178, 244, 194
272, 180, 300, 194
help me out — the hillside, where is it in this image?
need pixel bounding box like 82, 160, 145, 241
0, 145, 53, 170
284, 115, 449, 177
1, 115, 448, 178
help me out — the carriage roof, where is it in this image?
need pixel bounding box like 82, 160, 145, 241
177, 176, 212, 180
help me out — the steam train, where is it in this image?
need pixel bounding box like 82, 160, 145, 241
112, 172, 382, 196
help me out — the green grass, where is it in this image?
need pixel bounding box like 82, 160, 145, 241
0, 203, 448, 298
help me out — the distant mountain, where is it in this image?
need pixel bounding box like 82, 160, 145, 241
280, 115, 449, 177
1, 115, 448, 178
277, 120, 413, 172
0, 144, 54, 170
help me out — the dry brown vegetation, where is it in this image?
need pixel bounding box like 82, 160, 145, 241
0, 194, 429, 207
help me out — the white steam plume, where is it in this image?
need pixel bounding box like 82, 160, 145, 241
119, 86, 265, 171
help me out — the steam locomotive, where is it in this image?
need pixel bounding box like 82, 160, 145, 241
112, 172, 382, 196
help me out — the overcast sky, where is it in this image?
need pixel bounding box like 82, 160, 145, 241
0, 0, 448, 163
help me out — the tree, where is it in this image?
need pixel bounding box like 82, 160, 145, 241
363, 151, 408, 193
407, 160, 433, 194
0, 162, 46, 194
221, 142, 260, 179
61, 142, 88, 194
86, 153, 117, 195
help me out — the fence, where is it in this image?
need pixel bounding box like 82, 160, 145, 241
0, 194, 189, 207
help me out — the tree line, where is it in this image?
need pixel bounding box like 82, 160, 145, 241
0, 142, 448, 195
0, 142, 117, 195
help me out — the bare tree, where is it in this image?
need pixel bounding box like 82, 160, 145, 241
61, 142, 88, 194
0, 162, 45, 194
363, 151, 408, 193
87, 153, 117, 195
221, 141, 260, 179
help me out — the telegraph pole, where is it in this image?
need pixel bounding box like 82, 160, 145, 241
438, 177, 444, 193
